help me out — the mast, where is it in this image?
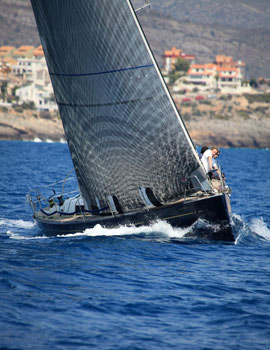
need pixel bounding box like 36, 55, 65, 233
127, 0, 203, 167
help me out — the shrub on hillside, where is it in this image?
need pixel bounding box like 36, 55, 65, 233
0, 106, 8, 113
199, 100, 212, 105
243, 93, 270, 103
192, 108, 202, 117
14, 106, 23, 113
254, 106, 269, 115
40, 111, 52, 119
182, 113, 191, 121
21, 101, 36, 110
213, 114, 230, 120
238, 110, 250, 119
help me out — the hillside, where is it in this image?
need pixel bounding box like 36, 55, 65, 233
147, 0, 270, 30
0, 0, 270, 78
1, 92, 270, 148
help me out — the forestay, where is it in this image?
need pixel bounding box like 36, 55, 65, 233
31, 0, 210, 212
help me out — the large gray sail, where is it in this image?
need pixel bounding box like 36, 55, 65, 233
31, 0, 210, 212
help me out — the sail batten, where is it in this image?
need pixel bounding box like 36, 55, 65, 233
31, 0, 210, 212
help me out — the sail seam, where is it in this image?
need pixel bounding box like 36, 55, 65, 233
50, 64, 154, 77
56, 95, 165, 108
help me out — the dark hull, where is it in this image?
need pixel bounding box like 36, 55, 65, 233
35, 193, 234, 242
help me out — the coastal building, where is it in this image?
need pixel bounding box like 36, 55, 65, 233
16, 82, 57, 111
0, 46, 16, 75
12, 46, 35, 59
217, 66, 242, 89
0, 57, 17, 75
0, 46, 16, 58
214, 55, 245, 78
33, 45, 45, 59
186, 64, 217, 88
11, 44, 56, 111
163, 47, 195, 73
185, 56, 245, 91
12, 56, 47, 80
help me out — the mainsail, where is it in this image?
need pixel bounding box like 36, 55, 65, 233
31, 0, 210, 212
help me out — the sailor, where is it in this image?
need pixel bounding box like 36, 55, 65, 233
48, 198, 55, 208
201, 146, 219, 178
199, 146, 208, 159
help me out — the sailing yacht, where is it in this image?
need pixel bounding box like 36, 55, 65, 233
28, 0, 234, 241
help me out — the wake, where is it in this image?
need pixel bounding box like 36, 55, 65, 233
5, 219, 195, 241
3, 215, 270, 244
0, 218, 35, 229
232, 214, 270, 244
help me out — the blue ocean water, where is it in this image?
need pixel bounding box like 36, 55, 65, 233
0, 140, 269, 350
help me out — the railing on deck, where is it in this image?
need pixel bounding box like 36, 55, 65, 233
27, 173, 80, 215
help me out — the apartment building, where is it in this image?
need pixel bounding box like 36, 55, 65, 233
33, 45, 44, 58
217, 67, 242, 88
0, 46, 16, 58
187, 64, 217, 88
186, 55, 245, 90
163, 47, 195, 73
12, 45, 35, 59
16, 82, 56, 111
12, 56, 46, 78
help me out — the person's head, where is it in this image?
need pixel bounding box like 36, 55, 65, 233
213, 150, 220, 159
211, 146, 219, 157
200, 146, 208, 154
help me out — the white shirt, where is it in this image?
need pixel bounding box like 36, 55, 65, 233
201, 149, 212, 172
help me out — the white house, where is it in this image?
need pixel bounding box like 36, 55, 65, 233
16, 82, 57, 111
12, 56, 47, 81
186, 64, 217, 89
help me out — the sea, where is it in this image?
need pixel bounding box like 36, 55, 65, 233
0, 140, 269, 350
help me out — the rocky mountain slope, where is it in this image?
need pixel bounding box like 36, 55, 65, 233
0, 0, 270, 78
137, 11, 270, 78
146, 0, 270, 30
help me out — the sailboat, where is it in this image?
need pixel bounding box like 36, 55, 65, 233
28, 0, 234, 242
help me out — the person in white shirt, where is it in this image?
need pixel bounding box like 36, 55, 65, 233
201, 146, 219, 177
212, 150, 221, 179
199, 146, 208, 159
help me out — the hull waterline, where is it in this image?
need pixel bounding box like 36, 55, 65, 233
34, 193, 234, 242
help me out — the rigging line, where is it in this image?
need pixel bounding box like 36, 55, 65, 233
56, 94, 166, 108
49, 64, 154, 77
135, 0, 151, 12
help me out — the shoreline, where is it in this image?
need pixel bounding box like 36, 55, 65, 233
0, 108, 270, 149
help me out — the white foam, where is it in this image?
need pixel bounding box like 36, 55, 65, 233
250, 217, 270, 241
6, 220, 190, 241
231, 213, 243, 224
33, 137, 43, 142
6, 219, 233, 242
0, 218, 35, 229
56, 220, 190, 239
231, 214, 270, 244
7, 231, 47, 240
234, 232, 242, 245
